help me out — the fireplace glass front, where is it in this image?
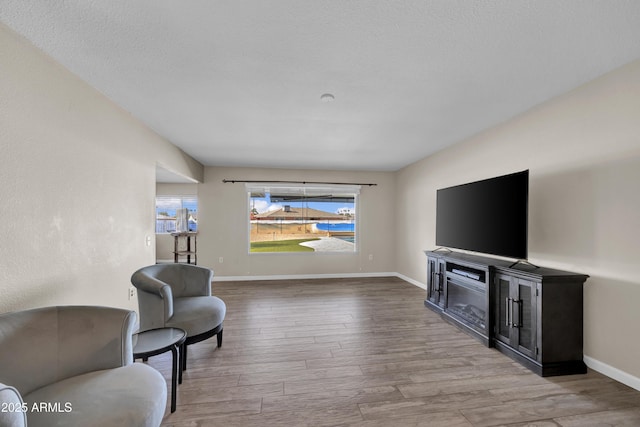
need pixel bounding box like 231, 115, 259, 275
446, 280, 487, 333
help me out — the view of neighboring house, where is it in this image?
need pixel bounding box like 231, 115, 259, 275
251, 205, 354, 246
253, 205, 344, 221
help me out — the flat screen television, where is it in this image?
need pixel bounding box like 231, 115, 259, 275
436, 170, 529, 259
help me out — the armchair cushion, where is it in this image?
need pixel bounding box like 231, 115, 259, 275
25, 364, 166, 427
167, 296, 226, 337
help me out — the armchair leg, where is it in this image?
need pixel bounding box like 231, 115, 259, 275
181, 324, 223, 372
217, 329, 223, 348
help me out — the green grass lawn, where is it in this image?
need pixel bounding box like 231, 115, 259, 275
250, 238, 320, 252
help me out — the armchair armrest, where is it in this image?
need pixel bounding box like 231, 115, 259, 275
132, 271, 173, 297
0, 383, 27, 427
131, 270, 174, 330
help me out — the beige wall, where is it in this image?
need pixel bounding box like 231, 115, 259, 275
197, 167, 396, 278
0, 24, 203, 313
396, 59, 640, 379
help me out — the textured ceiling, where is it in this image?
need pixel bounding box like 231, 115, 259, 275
2, 1, 640, 172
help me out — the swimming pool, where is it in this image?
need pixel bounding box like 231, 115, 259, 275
314, 223, 355, 232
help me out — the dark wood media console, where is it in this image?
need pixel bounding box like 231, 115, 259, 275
424, 250, 589, 377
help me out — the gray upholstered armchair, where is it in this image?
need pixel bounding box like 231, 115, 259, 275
0, 305, 167, 427
131, 264, 226, 370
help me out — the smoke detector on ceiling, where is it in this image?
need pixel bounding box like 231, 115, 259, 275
320, 93, 335, 102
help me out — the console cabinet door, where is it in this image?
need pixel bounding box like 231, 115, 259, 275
494, 273, 538, 361
427, 257, 438, 306
494, 273, 513, 346
513, 278, 537, 360
437, 259, 446, 308
427, 258, 446, 308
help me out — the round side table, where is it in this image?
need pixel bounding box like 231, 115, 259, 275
133, 327, 187, 413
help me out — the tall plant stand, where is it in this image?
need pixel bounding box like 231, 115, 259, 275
171, 232, 197, 264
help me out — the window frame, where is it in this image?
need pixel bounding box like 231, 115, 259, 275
246, 183, 360, 254
155, 195, 198, 234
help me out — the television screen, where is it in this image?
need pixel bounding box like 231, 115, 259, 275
435, 170, 528, 259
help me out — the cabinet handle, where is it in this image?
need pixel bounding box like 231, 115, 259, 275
505, 298, 508, 327
510, 298, 514, 327
505, 298, 511, 327
514, 299, 522, 328
508, 299, 522, 328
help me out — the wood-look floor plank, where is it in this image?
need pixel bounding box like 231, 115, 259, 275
406, 362, 530, 385
284, 372, 414, 396
181, 360, 307, 378
349, 412, 474, 427
358, 390, 499, 420
138, 277, 640, 426
398, 373, 547, 399
552, 407, 640, 426
238, 365, 364, 386
178, 381, 284, 405
460, 393, 614, 427
261, 386, 403, 413
358, 356, 476, 375
306, 350, 433, 370
161, 398, 263, 426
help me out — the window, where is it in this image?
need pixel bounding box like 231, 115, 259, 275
247, 183, 359, 253
156, 196, 198, 233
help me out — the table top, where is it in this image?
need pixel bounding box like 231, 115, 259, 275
133, 327, 186, 358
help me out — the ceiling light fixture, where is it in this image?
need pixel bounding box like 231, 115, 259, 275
320, 93, 335, 103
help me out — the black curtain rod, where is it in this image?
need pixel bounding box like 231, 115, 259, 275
222, 179, 376, 186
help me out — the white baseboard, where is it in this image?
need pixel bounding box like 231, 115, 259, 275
213, 271, 427, 292
395, 273, 427, 290
584, 355, 640, 391
213, 272, 399, 282
156, 266, 426, 289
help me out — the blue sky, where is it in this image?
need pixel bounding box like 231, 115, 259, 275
156, 197, 198, 215
250, 196, 353, 215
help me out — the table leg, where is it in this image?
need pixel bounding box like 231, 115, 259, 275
170, 345, 178, 413
182, 344, 188, 371
178, 343, 185, 384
